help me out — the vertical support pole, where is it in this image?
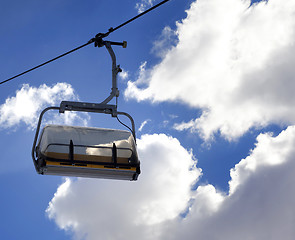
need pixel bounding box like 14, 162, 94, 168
112, 142, 117, 167
69, 140, 74, 163
100, 42, 120, 105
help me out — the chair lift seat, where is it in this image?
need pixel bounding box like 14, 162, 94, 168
35, 125, 140, 180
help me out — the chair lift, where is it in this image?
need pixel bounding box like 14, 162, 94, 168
31, 39, 140, 181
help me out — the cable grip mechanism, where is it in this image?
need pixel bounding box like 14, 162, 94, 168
91, 39, 127, 105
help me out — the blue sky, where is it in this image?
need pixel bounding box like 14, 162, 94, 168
1, 0, 295, 239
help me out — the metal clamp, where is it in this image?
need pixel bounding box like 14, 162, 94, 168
60, 101, 117, 117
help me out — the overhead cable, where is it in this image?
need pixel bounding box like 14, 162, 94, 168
0, 0, 170, 86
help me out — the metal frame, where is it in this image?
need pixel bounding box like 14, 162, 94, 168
32, 40, 137, 174
40, 142, 135, 167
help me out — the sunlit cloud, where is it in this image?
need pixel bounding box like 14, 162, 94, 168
0, 83, 89, 130
126, 0, 295, 141
151, 26, 178, 58
168, 125, 295, 240
138, 119, 151, 131
119, 69, 129, 81
46, 133, 201, 239
135, 0, 156, 14
47, 125, 295, 240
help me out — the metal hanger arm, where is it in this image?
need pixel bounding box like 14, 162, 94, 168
99, 41, 126, 104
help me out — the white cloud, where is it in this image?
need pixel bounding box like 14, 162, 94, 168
119, 69, 129, 81
151, 26, 178, 58
47, 126, 295, 240
168, 125, 295, 240
125, 0, 295, 140
138, 119, 151, 131
46, 133, 201, 239
0, 83, 89, 130
135, 0, 155, 14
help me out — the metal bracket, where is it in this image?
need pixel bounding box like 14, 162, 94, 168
60, 101, 117, 117
94, 40, 127, 105
58, 101, 136, 139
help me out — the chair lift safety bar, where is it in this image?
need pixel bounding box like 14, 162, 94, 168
32, 40, 140, 181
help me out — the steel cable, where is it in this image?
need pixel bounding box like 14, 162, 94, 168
1, 0, 170, 85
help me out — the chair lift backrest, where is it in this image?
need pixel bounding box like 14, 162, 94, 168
37, 125, 138, 163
